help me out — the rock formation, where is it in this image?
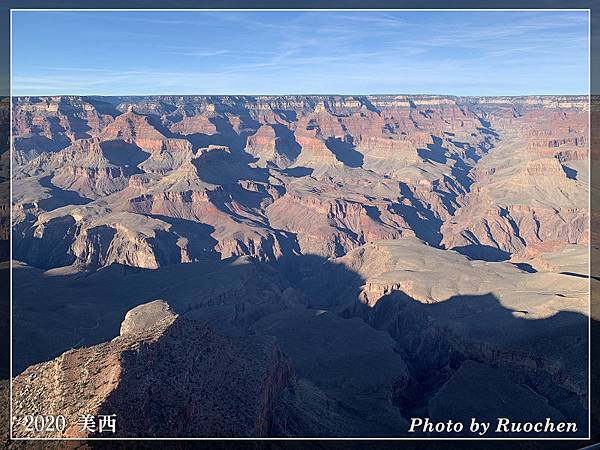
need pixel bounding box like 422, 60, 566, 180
8, 94, 590, 438
11, 95, 589, 270
12, 300, 299, 438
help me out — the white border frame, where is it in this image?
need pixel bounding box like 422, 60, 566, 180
8, 7, 593, 442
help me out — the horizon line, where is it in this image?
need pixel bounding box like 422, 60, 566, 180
11, 93, 591, 98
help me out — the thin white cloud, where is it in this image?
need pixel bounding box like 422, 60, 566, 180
11, 10, 589, 96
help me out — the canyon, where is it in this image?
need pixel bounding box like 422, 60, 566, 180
7, 94, 590, 437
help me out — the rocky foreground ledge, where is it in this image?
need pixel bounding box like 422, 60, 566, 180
11, 300, 301, 438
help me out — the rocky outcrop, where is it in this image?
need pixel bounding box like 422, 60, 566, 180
267, 194, 404, 257
442, 204, 588, 258
11, 300, 299, 438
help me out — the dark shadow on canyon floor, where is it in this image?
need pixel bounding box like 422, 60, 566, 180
324, 136, 363, 168
100, 139, 150, 168
451, 243, 511, 262
7, 250, 591, 439
37, 175, 93, 210
562, 270, 600, 282
392, 183, 444, 247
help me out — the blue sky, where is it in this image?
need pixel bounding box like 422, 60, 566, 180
11, 10, 589, 96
